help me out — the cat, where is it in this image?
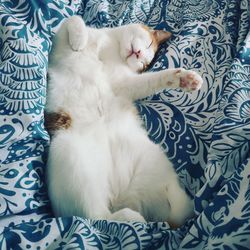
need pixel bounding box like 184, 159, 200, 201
45, 15, 203, 227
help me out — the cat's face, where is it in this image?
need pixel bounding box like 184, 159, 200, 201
120, 24, 172, 72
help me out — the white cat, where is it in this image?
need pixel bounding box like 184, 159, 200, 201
46, 16, 203, 227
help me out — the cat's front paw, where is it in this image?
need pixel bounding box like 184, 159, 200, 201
176, 69, 203, 91
67, 16, 88, 51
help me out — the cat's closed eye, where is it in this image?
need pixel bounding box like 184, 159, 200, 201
147, 40, 153, 49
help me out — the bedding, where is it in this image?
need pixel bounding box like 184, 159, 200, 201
0, 0, 249, 249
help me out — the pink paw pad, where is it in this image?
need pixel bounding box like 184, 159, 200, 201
179, 71, 203, 91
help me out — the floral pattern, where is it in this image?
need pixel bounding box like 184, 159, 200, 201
0, 0, 250, 249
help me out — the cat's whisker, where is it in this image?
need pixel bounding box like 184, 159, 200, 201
147, 40, 153, 49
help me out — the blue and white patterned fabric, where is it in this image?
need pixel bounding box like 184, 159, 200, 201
0, 0, 250, 249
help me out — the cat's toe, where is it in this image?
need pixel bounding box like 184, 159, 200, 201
178, 70, 203, 91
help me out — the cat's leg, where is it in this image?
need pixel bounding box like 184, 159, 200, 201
66, 16, 88, 51
54, 15, 88, 52
48, 131, 112, 220
165, 175, 194, 228
115, 68, 203, 100
113, 139, 194, 227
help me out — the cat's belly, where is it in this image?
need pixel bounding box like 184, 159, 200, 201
50, 121, 113, 174
107, 111, 170, 180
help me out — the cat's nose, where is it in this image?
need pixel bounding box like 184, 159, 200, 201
134, 50, 141, 59
127, 46, 141, 59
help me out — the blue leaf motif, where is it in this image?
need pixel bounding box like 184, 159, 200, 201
0, 21, 47, 114
4, 169, 19, 179
15, 161, 44, 191
0, 230, 22, 250
212, 218, 247, 239
0, 125, 15, 148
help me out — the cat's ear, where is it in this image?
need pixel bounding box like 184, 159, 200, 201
151, 30, 172, 45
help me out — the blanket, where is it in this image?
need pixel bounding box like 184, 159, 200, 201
0, 0, 250, 249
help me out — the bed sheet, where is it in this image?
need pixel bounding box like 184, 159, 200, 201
0, 0, 250, 249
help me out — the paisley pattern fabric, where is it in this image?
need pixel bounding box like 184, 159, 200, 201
0, 0, 249, 249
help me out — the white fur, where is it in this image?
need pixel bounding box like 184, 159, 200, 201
46, 16, 202, 226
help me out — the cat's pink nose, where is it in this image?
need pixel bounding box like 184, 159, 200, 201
127, 46, 141, 59
134, 50, 141, 59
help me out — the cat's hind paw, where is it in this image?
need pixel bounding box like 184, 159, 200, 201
67, 16, 88, 51
111, 208, 146, 223
177, 69, 203, 92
